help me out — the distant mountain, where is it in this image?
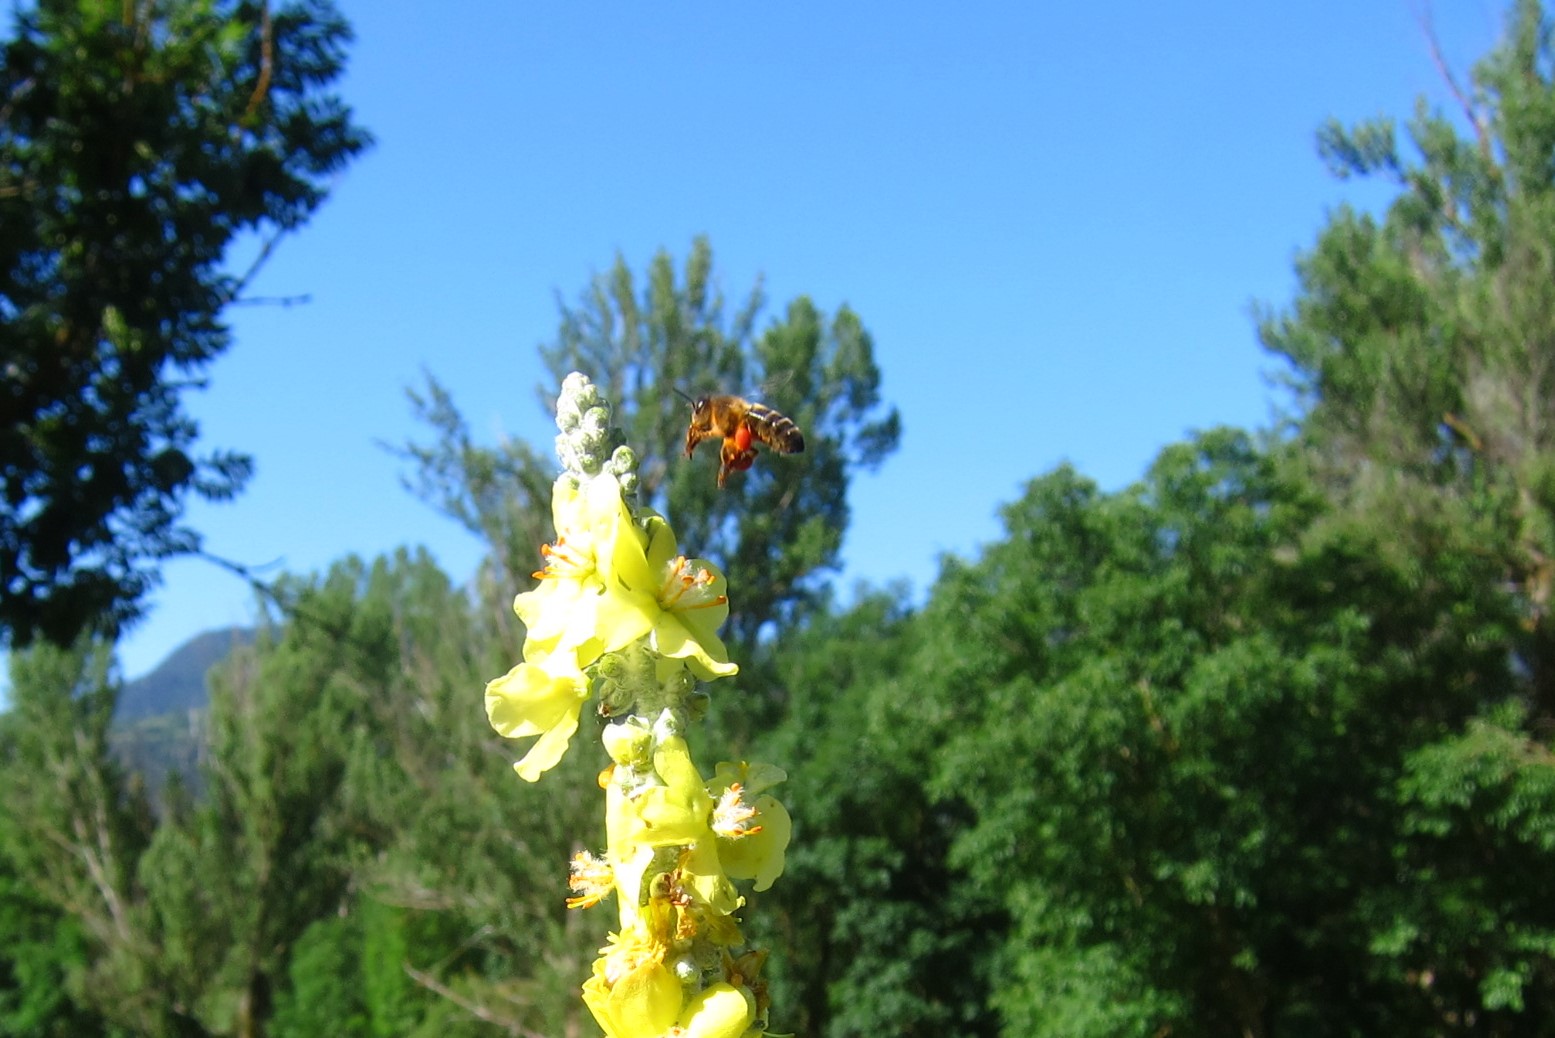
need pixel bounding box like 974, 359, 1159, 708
116, 626, 256, 722
112, 627, 256, 803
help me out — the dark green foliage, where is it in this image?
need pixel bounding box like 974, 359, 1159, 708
1237, 4, 1555, 1027
912, 429, 1550, 1036
1380, 702, 1555, 1022
0, 639, 175, 1035
58, 547, 601, 1036
0, 0, 369, 649
134, 560, 387, 1034
755, 590, 1001, 1037
0, 855, 119, 1037
1260, 0, 1555, 710
270, 913, 372, 1038
269, 899, 423, 1038
321, 549, 602, 1037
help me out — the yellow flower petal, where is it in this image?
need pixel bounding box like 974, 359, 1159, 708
513, 708, 583, 782
717, 793, 792, 892
710, 761, 788, 798
678, 838, 744, 918
485, 660, 590, 781
582, 958, 683, 1038
606, 515, 739, 681
634, 735, 715, 845
677, 982, 756, 1038
652, 608, 738, 680
516, 474, 657, 671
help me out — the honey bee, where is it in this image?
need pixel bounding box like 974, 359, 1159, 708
680, 392, 805, 487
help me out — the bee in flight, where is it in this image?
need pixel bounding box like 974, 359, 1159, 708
679, 391, 805, 487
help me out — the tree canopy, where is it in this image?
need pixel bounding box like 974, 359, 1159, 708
0, 0, 369, 649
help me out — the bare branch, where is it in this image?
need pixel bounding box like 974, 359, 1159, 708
402, 963, 551, 1038
228, 293, 312, 308
1414, 1, 1493, 157
241, 0, 274, 124
221, 229, 285, 306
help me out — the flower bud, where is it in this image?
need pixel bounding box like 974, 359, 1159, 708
602, 718, 653, 766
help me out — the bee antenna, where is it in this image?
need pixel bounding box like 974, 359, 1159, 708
673, 387, 695, 406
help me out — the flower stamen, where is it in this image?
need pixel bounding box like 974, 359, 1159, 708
711, 784, 763, 839
535, 536, 592, 581
567, 850, 616, 910
659, 555, 729, 610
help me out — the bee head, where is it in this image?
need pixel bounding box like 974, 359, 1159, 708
674, 387, 710, 418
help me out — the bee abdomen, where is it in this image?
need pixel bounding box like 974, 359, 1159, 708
747, 403, 805, 454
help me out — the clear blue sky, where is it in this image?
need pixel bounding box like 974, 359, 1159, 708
93, 1, 1502, 680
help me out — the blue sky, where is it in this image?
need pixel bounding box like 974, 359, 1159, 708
95, 0, 1503, 680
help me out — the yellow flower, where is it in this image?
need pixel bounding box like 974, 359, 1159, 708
640, 734, 717, 840
605, 736, 743, 926
516, 476, 737, 685
485, 658, 590, 781
606, 839, 655, 933
607, 734, 713, 851
711, 761, 787, 798
601, 717, 654, 768
677, 982, 757, 1038
675, 838, 744, 921
715, 793, 791, 893
709, 763, 792, 892
581, 942, 683, 1038
514, 475, 655, 670
606, 515, 739, 681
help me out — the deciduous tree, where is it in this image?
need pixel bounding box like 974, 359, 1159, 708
0, 0, 369, 648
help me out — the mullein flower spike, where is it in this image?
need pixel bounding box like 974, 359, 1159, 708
485, 372, 791, 1038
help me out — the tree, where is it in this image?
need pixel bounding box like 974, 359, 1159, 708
1258, 0, 1555, 710
755, 590, 1001, 1038
0, 640, 175, 1035
0, 0, 370, 649
186, 550, 599, 1037
1246, 3, 1555, 1028
0, 792, 122, 1037
917, 430, 1548, 1036
134, 555, 434, 1038
313, 548, 602, 1038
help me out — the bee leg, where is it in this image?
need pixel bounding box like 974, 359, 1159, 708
717, 441, 757, 487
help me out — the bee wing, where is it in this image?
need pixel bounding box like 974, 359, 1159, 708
753, 370, 796, 400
